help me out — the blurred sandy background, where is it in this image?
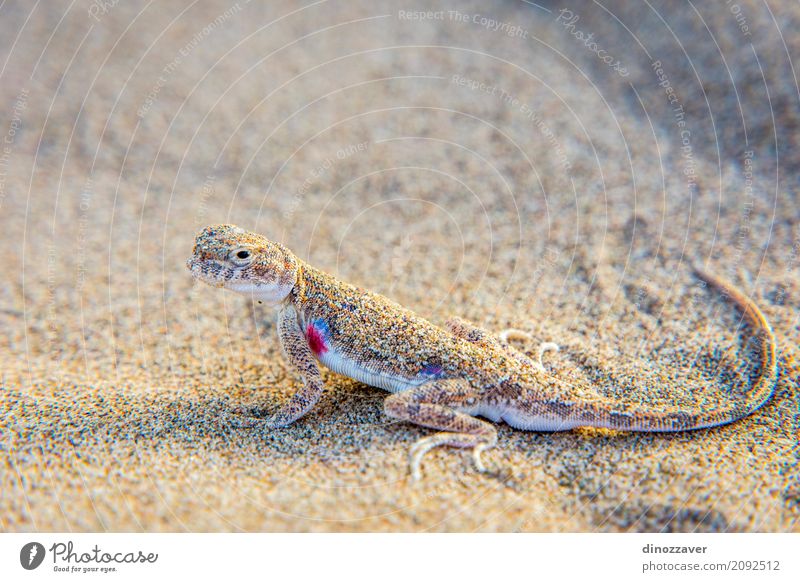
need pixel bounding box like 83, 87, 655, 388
1, 0, 798, 531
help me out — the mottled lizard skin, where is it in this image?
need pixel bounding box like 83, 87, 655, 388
187, 224, 777, 480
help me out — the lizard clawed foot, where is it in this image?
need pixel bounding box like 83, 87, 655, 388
226, 405, 268, 428
226, 397, 307, 430
228, 414, 275, 429
408, 434, 496, 481
498, 328, 533, 343
223, 406, 286, 430
409, 435, 442, 481
230, 417, 267, 429
499, 328, 560, 371
536, 341, 560, 371
472, 442, 491, 473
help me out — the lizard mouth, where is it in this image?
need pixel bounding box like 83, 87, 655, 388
186, 255, 292, 305
186, 256, 234, 288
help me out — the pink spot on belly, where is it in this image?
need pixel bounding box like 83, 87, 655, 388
306, 323, 328, 356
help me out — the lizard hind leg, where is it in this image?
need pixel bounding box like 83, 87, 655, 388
446, 316, 558, 371
445, 317, 534, 367
383, 378, 497, 481
498, 328, 560, 371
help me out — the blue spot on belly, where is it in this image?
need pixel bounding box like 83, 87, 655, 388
310, 318, 331, 336
419, 363, 444, 379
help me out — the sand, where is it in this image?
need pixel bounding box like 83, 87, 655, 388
1, 0, 798, 532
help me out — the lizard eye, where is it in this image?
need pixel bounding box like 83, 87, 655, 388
230, 248, 252, 265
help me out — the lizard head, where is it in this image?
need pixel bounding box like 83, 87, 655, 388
187, 224, 299, 306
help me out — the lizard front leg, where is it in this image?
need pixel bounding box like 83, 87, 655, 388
233, 305, 325, 428
383, 378, 497, 481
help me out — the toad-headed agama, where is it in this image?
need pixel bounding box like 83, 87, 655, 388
187, 225, 776, 480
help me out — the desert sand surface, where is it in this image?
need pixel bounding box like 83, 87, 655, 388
1, 0, 798, 531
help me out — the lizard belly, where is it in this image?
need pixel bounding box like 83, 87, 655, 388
316, 348, 423, 393
473, 404, 582, 431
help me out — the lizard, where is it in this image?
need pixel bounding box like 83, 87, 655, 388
186, 224, 777, 480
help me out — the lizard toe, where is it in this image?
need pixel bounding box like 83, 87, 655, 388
472, 442, 492, 473
498, 328, 533, 343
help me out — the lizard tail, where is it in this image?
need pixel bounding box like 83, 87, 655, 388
571, 265, 777, 432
